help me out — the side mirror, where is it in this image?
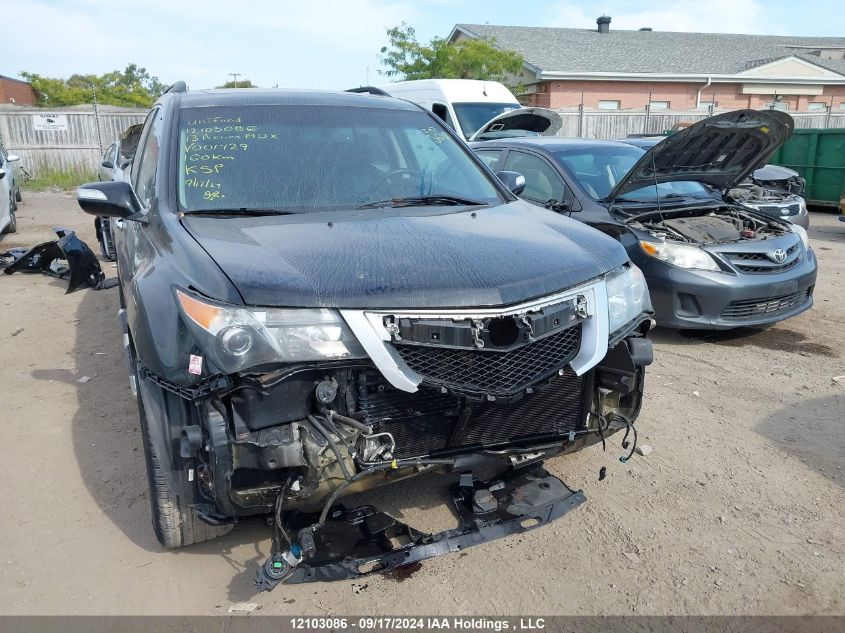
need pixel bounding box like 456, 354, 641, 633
0, 169, 5, 181
6, 154, 19, 163
101, 160, 114, 169
545, 199, 571, 213
496, 170, 526, 196
77, 181, 141, 219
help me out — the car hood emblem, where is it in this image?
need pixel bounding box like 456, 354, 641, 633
769, 248, 787, 264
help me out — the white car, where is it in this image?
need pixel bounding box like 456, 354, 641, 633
0, 150, 20, 235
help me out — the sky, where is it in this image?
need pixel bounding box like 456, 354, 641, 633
6, 0, 845, 90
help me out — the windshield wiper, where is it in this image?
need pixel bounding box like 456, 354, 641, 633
181, 208, 295, 217
357, 195, 489, 210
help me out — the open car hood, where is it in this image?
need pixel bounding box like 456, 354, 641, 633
604, 109, 794, 202
469, 108, 562, 141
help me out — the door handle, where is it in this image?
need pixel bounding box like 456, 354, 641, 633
113, 218, 125, 229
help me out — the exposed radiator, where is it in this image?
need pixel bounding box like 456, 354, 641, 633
357, 368, 588, 459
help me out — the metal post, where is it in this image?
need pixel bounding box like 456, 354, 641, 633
826, 95, 834, 128
708, 90, 715, 117
644, 89, 652, 133
229, 73, 241, 88
91, 83, 103, 153
577, 91, 584, 138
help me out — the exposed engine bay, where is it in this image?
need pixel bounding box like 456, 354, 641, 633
729, 183, 805, 219
628, 207, 791, 245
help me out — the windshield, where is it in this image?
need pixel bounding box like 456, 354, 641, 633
452, 102, 520, 139
552, 146, 712, 202
178, 105, 502, 213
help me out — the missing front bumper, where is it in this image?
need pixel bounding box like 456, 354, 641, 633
254, 465, 585, 591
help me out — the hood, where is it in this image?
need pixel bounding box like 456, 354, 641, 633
604, 109, 794, 202
469, 108, 563, 142
752, 163, 799, 182
181, 202, 627, 310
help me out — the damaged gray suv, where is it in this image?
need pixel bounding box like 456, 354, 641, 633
75, 84, 653, 589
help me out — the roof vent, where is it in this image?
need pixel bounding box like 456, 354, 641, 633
597, 15, 611, 34
639, 27, 653, 31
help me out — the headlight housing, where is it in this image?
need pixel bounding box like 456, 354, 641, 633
605, 264, 652, 334
176, 289, 366, 374
791, 223, 810, 250
640, 240, 720, 272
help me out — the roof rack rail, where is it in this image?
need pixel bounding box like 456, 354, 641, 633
346, 86, 391, 97
164, 81, 187, 94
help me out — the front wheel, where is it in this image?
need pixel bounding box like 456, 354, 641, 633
2, 194, 16, 234
135, 362, 233, 548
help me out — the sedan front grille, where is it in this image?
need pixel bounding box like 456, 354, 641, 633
754, 203, 801, 216
722, 244, 801, 274
721, 289, 811, 320
392, 323, 582, 398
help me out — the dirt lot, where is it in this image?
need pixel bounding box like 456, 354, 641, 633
1, 191, 843, 616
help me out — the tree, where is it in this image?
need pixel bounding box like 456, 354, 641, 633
20, 64, 168, 108
215, 79, 256, 88
379, 24, 524, 85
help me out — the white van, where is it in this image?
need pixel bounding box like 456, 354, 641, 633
382, 79, 522, 140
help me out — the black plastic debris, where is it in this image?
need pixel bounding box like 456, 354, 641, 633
1, 228, 116, 293
254, 465, 586, 591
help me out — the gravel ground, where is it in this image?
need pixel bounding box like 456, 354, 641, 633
1, 191, 843, 616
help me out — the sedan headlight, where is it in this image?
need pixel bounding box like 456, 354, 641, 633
639, 240, 720, 272
606, 264, 652, 334
791, 223, 810, 249
176, 289, 366, 373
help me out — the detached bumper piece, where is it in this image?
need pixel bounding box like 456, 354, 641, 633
1, 228, 115, 293
255, 466, 585, 591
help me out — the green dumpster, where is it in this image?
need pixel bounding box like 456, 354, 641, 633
768, 128, 845, 209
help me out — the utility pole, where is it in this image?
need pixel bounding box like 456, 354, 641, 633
229, 73, 241, 88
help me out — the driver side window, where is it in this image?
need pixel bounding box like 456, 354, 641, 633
503, 151, 565, 205
132, 108, 163, 208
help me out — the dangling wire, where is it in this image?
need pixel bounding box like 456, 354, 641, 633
618, 416, 638, 463
273, 477, 294, 553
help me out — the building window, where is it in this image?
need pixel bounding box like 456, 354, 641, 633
808, 102, 828, 111
840, 103, 845, 111
598, 100, 620, 110
649, 101, 670, 109
698, 101, 716, 109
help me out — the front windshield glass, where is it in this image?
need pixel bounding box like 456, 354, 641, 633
178, 105, 502, 213
452, 102, 520, 139
552, 146, 712, 202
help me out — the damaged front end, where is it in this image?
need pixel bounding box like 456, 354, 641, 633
155, 268, 652, 589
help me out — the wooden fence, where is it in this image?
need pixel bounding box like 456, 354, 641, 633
1, 104, 844, 177
0, 104, 146, 176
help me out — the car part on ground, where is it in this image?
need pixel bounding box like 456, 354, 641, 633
1, 228, 116, 293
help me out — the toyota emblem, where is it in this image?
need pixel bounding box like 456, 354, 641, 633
769, 248, 787, 264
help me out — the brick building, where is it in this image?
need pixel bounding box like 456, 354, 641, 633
0, 76, 35, 105
448, 19, 845, 112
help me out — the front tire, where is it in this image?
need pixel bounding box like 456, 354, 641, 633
134, 361, 233, 548
2, 194, 16, 234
